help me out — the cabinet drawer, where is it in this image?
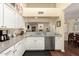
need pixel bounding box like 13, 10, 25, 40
14, 40, 25, 56
1, 46, 15, 56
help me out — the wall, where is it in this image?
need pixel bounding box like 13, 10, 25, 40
64, 4, 79, 41
25, 3, 56, 8
67, 19, 75, 33
55, 11, 65, 52
56, 3, 71, 10
65, 19, 77, 41
64, 23, 68, 40
28, 22, 50, 32
24, 17, 58, 33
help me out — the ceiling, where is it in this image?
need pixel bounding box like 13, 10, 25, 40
64, 3, 79, 20
23, 3, 56, 8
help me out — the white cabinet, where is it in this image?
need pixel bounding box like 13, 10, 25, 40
35, 37, 44, 50
4, 4, 16, 28
0, 4, 25, 29
24, 37, 44, 50
1, 46, 15, 56
16, 13, 25, 28
14, 40, 25, 56
0, 37, 45, 56
0, 39, 25, 56
23, 8, 62, 17
55, 37, 62, 50
0, 4, 3, 27
19, 16, 25, 28
24, 37, 34, 50
16, 13, 21, 28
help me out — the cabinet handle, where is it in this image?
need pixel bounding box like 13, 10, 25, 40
13, 49, 17, 53
4, 50, 11, 55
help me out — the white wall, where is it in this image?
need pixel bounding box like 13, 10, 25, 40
64, 4, 79, 41
24, 17, 58, 32
65, 19, 77, 41
55, 11, 65, 52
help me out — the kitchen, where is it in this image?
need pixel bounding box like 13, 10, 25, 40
0, 3, 67, 56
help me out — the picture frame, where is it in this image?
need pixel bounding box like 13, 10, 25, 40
57, 21, 61, 27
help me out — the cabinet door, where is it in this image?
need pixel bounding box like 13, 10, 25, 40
4, 4, 16, 28
16, 13, 20, 28
14, 41, 25, 56
55, 37, 62, 50
24, 37, 35, 50
1, 46, 15, 56
24, 37, 44, 50
16, 13, 25, 28
23, 38, 28, 50
35, 37, 44, 50
20, 16, 25, 28
0, 4, 3, 27
18, 15, 25, 28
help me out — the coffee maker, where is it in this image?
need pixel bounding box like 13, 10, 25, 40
0, 30, 10, 42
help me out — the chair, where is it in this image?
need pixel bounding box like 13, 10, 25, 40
68, 33, 74, 45
74, 34, 79, 47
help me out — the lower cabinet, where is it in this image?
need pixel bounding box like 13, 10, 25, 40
24, 37, 44, 50
0, 37, 45, 56
1, 40, 25, 56
55, 37, 62, 50
14, 40, 25, 56
1, 46, 15, 56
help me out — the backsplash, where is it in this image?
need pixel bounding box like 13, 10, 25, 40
8, 29, 25, 38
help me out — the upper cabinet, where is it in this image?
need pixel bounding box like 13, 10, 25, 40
0, 3, 25, 29
4, 4, 16, 28
16, 13, 25, 28
22, 8, 62, 17
0, 4, 3, 28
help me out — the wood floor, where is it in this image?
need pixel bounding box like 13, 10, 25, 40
50, 41, 79, 56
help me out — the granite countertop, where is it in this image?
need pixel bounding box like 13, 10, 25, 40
24, 34, 62, 37
0, 35, 25, 53
24, 32, 62, 37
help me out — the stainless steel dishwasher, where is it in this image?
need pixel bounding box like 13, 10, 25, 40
45, 36, 55, 50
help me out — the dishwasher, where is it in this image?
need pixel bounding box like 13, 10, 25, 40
45, 36, 55, 50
